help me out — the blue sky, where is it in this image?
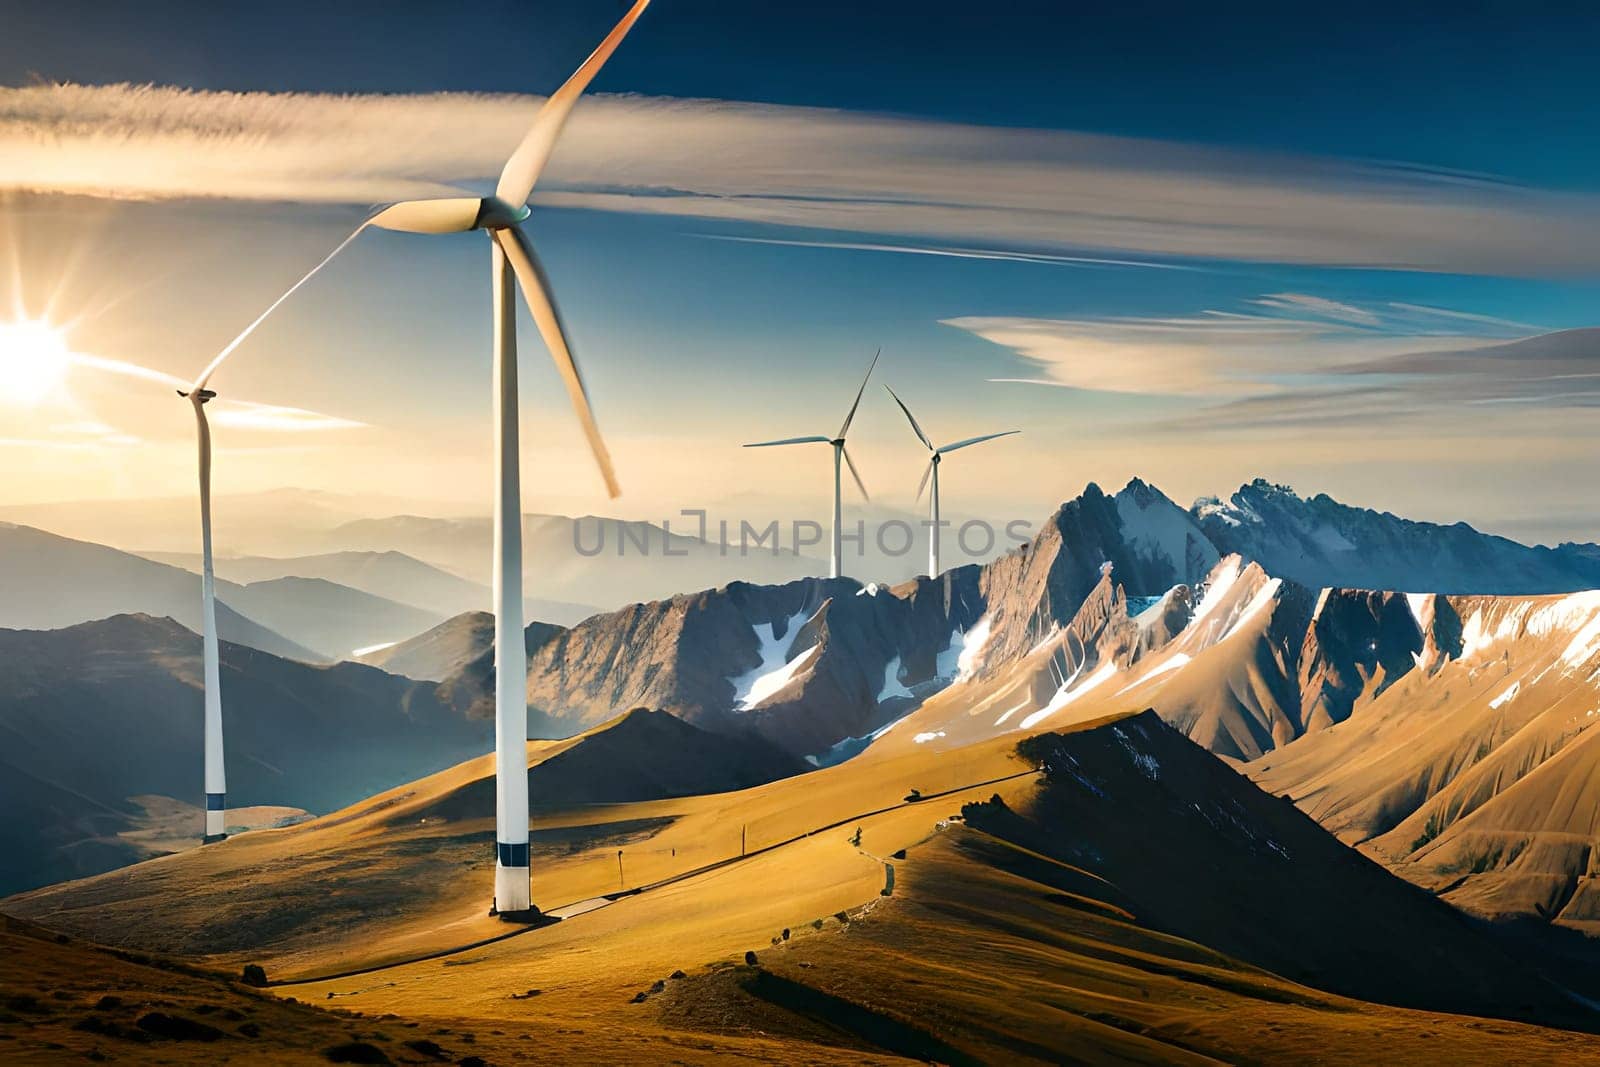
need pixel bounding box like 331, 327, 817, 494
9, 0, 1598, 183
2, 1, 1598, 544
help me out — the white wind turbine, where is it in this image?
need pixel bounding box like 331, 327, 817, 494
745, 349, 879, 579
179, 0, 650, 913
884, 384, 1018, 577
356, 0, 649, 918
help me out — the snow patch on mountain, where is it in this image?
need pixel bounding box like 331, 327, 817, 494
1560, 612, 1600, 670
1130, 590, 1180, 630
1404, 592, 1432, 632
994, 699, 1029, 727
729, 607, 817, 709
1115, 479, 1218, 582
877, 655, 913, 702
1118, 652, 1190, 694
1019, 659, 1117, 730
1219, 577, 1282, 644
1489, 681, 1520, 709
735, 645, 817, 709
1528, 590, 1600, 638
936, 615, 994, 683
1191, 557, 1244, 628
955, 615, 993, 680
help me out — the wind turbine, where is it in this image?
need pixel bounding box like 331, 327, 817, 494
350, 0, 646, 918
174, 1, 647, 908
745, 349, 879, 579
884, 385, 1018, 577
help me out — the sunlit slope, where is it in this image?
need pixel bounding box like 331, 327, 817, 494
0, 913, 875, 1065
11, 708, 1599, 1062
649, 827, 1600, 1066
266, 713, 1595, 1060
870, 559, 1600, 938
5, 705, 1028, 976
1252, 591, 1600, 930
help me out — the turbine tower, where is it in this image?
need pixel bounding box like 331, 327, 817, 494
884, 384, 1019, 577
745, 349, 879, 578
357, 0, 647, 918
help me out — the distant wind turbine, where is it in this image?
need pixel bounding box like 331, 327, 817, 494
173, 384, 227, 843
884, 384, 1018, 577
745, 349, 880, 579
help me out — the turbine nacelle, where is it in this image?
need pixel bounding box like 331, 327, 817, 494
367, 196, 532, 235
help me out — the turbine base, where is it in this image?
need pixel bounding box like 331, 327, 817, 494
494, 851, 531, 915
205, 796, 226, 839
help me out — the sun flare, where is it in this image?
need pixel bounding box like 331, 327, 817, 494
0, 319, 73, 407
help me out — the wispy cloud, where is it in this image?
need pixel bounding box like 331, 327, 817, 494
964, 291, 1600, 436
1250, 293, 1381, 326
209, 400, 365, 432
956, 307, 1424, 395
1384, 302, 1546, 334
1330, 329, 1600, 409
691, 234, 1198, 271
67, 350, 365, 433
6, 84, 1600, 275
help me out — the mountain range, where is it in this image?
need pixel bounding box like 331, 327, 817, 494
397, 478, 1600, 944
7, 476, 1600, 1058
8, 476, 1600, 940
0, 613, 490, 895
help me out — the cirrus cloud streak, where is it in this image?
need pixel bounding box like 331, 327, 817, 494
5, 84, 1600, 276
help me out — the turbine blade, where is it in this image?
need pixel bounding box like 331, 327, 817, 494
743, 435, 833, 448
836, 347, 881, 440
937, 429, 1021, 454
842, 444, 870, 501
365, 198, 483, 235
496, 0, 652, 206
192, 226, 365, 391
915, 457, 934, 501
883, 383, 932, 450
496, 225, 620, 498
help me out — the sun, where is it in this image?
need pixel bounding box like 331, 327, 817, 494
0, 318, 73, 407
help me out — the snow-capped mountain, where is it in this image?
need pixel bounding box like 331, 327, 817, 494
880, 540, 1600, 933
1194, 478, 1600, 595
432, 479, 1222, 760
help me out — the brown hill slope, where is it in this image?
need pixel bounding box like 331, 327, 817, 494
0, 913, 860, 1065
658, 830, 1600, 1065
995, 713, 1585, 1021
863, 571, 1600, 942
11, 711, 1597, 1059
3, 706, 820, 963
